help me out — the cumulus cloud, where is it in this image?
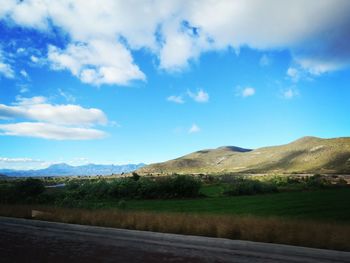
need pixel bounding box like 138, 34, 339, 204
1, 0, 350, 81
167, 95, 184, 104
188, 89, 209, 103
48, 40, 145, 85
0, 96, 108, 140
188, 123, 200, 134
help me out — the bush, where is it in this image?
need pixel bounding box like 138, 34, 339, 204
156, 175, 202, 198
224, 178, 278, 196
304, 174, 332, 189
60, 175, 202, 201
109, 178, 139, 198
131, 172, 140, 181
16, 178, 45, 198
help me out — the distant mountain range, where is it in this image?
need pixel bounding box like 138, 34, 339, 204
0, 163, 145, 177
138, 137, 350, 175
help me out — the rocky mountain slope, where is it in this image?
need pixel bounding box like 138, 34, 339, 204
138, 137, 350, 174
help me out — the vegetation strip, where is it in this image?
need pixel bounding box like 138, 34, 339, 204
0, 204, 349, 251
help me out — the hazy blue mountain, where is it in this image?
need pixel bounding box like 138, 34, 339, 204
0, 163, 145, 177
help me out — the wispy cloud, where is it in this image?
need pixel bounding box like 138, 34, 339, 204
20, 69, 29, 79
0, 157, 42, 163
0, 49, 14, 79
0, 62, 14, 78
167, 95, 184, 104
58, 88, 76, 103
0, 157, 51, 170
259, 54, 271, 66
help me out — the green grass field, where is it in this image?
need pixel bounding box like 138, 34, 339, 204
80, 186, 350, 222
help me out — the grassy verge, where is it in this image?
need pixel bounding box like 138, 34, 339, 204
0, 204, 349, 251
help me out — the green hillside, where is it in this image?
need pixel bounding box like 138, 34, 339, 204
138, 137, 350, 174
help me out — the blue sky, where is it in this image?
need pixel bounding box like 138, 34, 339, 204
0, 0, 350, 169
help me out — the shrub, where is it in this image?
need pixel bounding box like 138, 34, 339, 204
224, 178, 278, 196
109, 178, 139, 198
304, 174, 331, 189
61, 175, 202, 201
131, 172, 140, 181
16, 178, 45, 198
155, 175, 201, 198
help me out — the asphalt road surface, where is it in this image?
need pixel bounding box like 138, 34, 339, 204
0, 216, 349, 263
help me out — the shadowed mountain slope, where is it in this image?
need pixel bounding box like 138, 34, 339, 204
138, 137, 350, 174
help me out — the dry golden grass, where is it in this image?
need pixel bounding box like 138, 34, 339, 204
0, 204, 349, 251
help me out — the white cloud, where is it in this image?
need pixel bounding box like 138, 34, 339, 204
0, 49, 14, 78
0, 62, 14, 78
282, 88, 299, 99
30, 55, 39, 63
15, 96, 46, 105
1, 0, 350, 78
0, 157, 50, 170
295, 57, 345, 75
188, 123, 200, 134
0, 157, 41, 163
167, 95, 184, 104
0, 122, 106, 140
242, 87, 255, 97
20, 69, 29, 79
16, 48, 26, 54
188, 89, 209, 103
0, 96, 108, 140
286, 67, 300, 82
236, 86, 255, 98
48, 40, 145, 85
0, 96, 107, 126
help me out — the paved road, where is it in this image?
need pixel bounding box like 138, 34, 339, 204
0, 216, 349, 263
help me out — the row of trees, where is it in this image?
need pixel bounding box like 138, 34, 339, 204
0, 175, 202, 204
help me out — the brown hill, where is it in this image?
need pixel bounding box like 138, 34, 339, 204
138, 137, 350, 175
